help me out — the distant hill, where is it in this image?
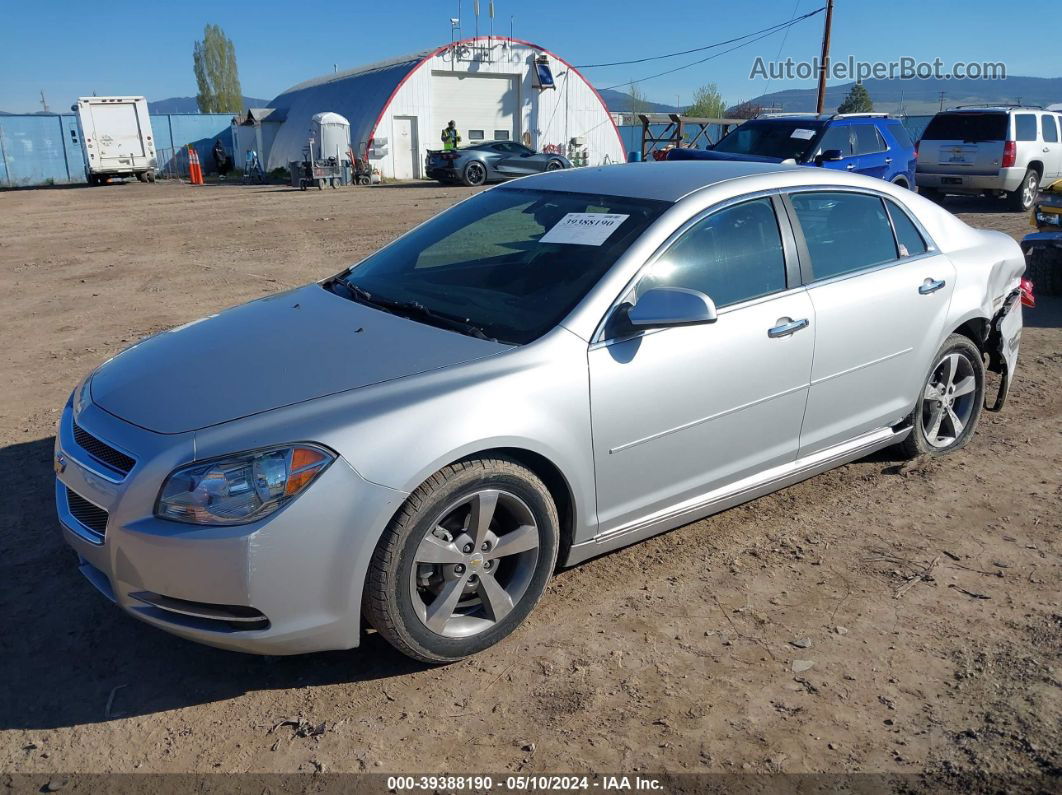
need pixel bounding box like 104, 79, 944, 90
147, 96, 272, 114
596, 88, 677, 114
741, 75, 1062, 115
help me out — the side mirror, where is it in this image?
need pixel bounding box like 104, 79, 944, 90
625, 287, 718, 330
815, 149, 844, 165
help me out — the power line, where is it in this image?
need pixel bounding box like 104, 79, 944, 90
575, 6, 825, 70
599, 20, 816, 93
760, 0, 804, 100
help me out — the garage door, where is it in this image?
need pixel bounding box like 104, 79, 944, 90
431, 73, 518, 146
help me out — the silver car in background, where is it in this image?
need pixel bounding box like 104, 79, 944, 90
55, 162, 1025, 663
426, 140, 570, 186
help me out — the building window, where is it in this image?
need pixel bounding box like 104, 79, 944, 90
468, 129, 485, 141
494, 130, 510, 140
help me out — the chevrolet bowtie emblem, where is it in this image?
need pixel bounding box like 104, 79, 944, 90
54, 453, 67, 475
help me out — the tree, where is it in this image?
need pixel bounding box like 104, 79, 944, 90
685, 83, 727, 119
728, 99, 763, 119
837, 81, 873, 114
193, 24, 243, 113
627, 81, 648, 120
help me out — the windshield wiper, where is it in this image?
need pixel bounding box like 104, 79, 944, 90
327, 278, 498, 342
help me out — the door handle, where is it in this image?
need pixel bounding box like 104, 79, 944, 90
845, 163, 855, 170
768, 318, 810, 338
919, 277, 946, 295
884, 157, 892, 164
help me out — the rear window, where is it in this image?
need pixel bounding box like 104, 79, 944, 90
921, 113, 1008, 142
1014, 114, 1037, 142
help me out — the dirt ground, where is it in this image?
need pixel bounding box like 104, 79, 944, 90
0, 179, 1058, 788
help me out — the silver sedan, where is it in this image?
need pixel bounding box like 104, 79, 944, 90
55, 162, 1026, 663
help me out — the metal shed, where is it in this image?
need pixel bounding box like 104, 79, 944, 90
263, 36, 626, 178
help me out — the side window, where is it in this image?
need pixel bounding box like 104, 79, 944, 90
886, 121, 914, 149
789, 191, 898, 280
1014, 114, 1037, 142
1042, 114, 1059, 143
854, 125, 887, 155
816, 124, 853, 157
884, 199, 928, 257
637, 198, 787, 308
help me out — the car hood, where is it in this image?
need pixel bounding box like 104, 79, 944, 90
90, 284, 511, 434
666, 148, 785, 164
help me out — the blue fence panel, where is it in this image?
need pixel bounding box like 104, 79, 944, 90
0, 112, 236, 187
0, 116, 75, 186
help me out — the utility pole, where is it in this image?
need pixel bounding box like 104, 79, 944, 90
39, 90, 50, 114
938, 90, 945, 111
815, 0, 834, 115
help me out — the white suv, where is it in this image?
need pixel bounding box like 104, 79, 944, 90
916, 106, 1062, 210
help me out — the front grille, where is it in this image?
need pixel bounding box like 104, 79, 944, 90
66, 488, 109, 538
72, 421, 136, 476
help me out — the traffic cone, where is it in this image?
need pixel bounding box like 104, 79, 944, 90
188, 145, 203, 185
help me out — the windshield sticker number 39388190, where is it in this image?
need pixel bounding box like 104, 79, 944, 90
539, 213, 630, 246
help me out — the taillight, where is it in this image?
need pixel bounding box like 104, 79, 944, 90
1002, 141, 1016, 169
1020, 276, 1035, 308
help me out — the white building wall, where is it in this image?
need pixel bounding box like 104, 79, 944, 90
370, 39, 625, 179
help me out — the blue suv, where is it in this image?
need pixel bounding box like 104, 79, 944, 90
666, 114, 917, 188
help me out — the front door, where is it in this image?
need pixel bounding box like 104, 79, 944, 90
392, 116, 418, 180
589, 197, 815, 534
786, 190, 957, 455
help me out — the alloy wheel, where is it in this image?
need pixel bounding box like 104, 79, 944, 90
465, 162, 486, 186
408, 489, 540, 638
920, 351, 978, 448
1023, 172, 1039, 210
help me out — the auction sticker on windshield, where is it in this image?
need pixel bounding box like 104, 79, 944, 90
540, 213, 629, 246
790, 128, 816, 140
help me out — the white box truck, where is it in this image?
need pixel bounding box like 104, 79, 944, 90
72, 96, 157, 185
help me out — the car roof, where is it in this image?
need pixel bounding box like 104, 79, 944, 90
511, 161, 798, 202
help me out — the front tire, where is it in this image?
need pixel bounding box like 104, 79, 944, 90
545, 160, 564, 171
895, 333, 985, 460
363, 457, 559, 663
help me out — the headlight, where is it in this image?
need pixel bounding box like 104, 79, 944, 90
156, 444, 335, 525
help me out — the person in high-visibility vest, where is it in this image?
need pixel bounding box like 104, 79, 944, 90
441, 121, 461, 151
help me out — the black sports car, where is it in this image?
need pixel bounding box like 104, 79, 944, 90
426, 141, 571, 186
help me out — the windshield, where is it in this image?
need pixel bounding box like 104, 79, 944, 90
712, 120, 825, 160
921, 112, 1008, 142
331, 187, 669, 344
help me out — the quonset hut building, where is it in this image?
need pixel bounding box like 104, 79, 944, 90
246, 36, 626, 179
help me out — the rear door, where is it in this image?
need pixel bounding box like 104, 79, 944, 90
917, 112, 1008, 179
1039, 113, 1062, 179
852, 123, 890, 180
90, 102, 145, 165
785, 190, 956, 455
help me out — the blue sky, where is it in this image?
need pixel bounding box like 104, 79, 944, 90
1, 0, 1054, 112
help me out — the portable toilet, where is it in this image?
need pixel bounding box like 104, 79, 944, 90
310, 112, 351, 162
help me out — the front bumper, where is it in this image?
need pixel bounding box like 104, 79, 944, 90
915, 167, 1026, 194
55, 399, 404, 655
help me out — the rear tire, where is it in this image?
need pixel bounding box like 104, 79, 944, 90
894, 333, 985, 460
461, 161, 487, 187
1007, 169, 1039, 212
1025, 247, 1062, 295
363, 456, 559, 664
